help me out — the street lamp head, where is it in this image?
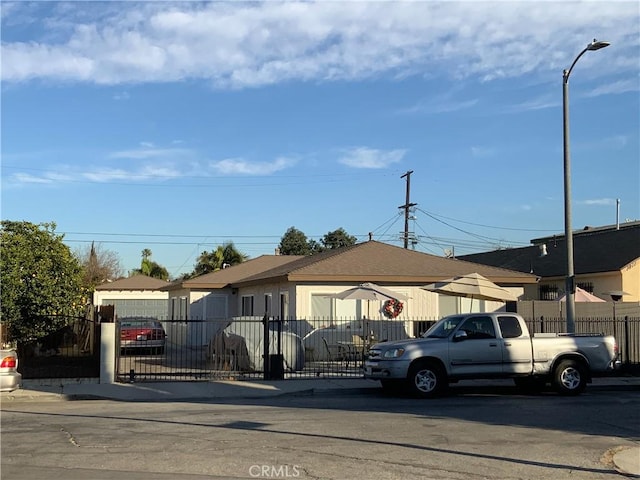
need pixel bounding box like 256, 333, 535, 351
587, 39, 610, 51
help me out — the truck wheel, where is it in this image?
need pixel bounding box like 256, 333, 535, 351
553, 360, 587, 396
407, 361, 446, 398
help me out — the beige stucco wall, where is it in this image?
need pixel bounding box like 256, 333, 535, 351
294, 285, 523, 319
167, 288, 235, 319
524, 257, 640, 303
621, 258, 639, 302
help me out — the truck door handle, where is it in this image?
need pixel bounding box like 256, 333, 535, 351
489, 343, 497, 347
504, 342, 511, 346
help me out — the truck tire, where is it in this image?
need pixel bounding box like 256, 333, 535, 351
407, 361, 446, 398
553, 359, 587, 396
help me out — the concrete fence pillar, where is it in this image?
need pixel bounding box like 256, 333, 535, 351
100, 323, 116, 384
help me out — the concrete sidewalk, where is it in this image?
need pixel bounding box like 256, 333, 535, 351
2, 375, 639, 403
2, 376, 638, 477
2, 377, 381, 403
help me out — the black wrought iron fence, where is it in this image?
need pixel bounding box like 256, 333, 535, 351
115, 315, 640, 383
525, 315, 640, 370
115, 316, 434, 382
20, 314, 638, 382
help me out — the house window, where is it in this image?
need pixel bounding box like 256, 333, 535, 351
264, 294, 272, 316
280, 292, 289, 319
170, 297, 177, 320
577, 282, 594, 294
241, 296, 254, 316
179, 297, 188, 320
311, 294, 332, 319
539, 284, 559, 300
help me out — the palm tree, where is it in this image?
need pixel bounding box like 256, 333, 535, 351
192, 242, 248, 276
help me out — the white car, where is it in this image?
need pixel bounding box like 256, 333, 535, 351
0, 349, 22, 392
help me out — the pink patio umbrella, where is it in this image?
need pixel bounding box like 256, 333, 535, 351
558, 287, 605, 303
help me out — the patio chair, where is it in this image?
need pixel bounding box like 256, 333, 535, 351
322, 337, 348, 364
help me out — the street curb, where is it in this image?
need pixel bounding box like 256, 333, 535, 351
611, 446, 640, 478
62, 388, 380, 402
1, 386, 381, 403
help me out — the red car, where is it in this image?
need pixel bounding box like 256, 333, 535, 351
120, 319, 166, 354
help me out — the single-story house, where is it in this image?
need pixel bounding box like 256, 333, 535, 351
162, 240, 538, 322
94, 275, 169, 319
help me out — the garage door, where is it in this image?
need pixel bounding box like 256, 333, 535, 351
103, 299, 169, 319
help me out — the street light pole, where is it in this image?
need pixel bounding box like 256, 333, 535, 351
562, 39, 610, 333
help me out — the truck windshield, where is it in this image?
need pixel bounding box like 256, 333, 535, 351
422, 316, 465, 338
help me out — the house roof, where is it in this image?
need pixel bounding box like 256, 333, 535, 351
95, 274, 169, 291
459, 222, 640, 277
162, 255, 304, 291
232, 241, 537, 287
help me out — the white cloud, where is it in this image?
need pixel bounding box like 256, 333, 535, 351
10, 173, 55, 184
470, 146, 495, 158
578, 198, 617, 206
503, 94, 559, 113
586, 78, 640, 97
575, 135, 629, 152
113, 91, 130, 100
9, 169, 76, 185
210, 156, 296, 175
1, 2, 637, 88
109, 145, 192, 160
338, 147, 406, 169
7, 160, 185, 185
400, 96, 478, 115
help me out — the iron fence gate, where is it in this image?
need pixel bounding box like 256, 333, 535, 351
115, 316, 405, 382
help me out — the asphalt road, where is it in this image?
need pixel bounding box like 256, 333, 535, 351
2, 387, 638, 480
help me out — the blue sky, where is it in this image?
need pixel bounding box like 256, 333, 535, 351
2, 1, 639, 278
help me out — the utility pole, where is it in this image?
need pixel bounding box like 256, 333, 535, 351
399, 170, 417, 249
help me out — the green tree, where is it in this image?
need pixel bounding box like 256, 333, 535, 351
132, 249, 169, 280
191, 242, 248, 277
321, 228, 357, 250
279, 227, 357, 255
0, 221, 86, 344
278, 227, 313, 255
76, 241, 124, 289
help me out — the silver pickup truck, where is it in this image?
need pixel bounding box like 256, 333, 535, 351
364, 312, 620, 397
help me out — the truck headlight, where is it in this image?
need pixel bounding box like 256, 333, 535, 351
383, 348, 405, 358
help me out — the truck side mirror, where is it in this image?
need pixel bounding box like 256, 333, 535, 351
453, 330, 468, 342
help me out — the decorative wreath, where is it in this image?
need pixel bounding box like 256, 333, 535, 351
383, 298, 404, 318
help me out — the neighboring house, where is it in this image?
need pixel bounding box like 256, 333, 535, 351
459, 221, 640, 303
94, 275, 169, 319
163, 240, 538, 322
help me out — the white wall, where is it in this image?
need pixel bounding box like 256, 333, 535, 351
94, 289, 168, 305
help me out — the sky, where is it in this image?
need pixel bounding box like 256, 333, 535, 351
1, 1, 639, 279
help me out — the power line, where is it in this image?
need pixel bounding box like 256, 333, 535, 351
416, 208, 527, 246
419, 208, 558, 233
